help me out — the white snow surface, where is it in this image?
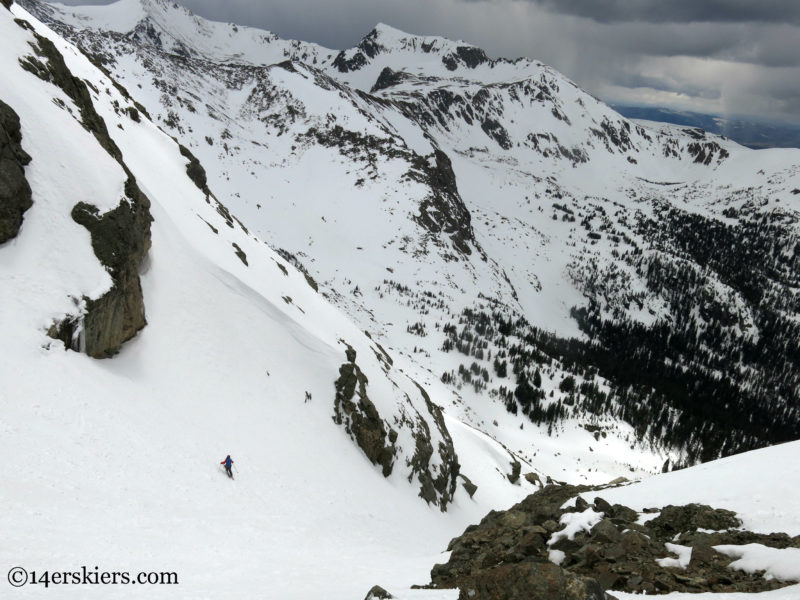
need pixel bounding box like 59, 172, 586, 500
714, 545, 800, 583
656, 543, 693, 570
548, 508, 604, 547
0, 7, 534, 599
2, 3, 800, 600
612, 586, 800, 600
578, 440, 800, 536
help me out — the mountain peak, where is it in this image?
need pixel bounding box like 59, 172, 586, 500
361, 21, 480, 55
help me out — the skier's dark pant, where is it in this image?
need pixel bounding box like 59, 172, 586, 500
225, 466, 232, 478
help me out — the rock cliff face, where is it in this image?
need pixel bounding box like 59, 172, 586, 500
406, 383, 460, 510
333, 343, 463, 511
429, 483, 800, 599
407, 148, 478, 257
69, 177, 151, 358
333, 344, 398, 477
0, 99, 32, 243
16, 27, 153, 357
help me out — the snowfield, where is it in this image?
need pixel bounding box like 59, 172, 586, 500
1, 1, 799, 599
0, 5, 535, 598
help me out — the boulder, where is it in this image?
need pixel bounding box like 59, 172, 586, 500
460, 474, 478, 498
524, 472, 541, 485
646, 504, 741, 540
590, 519, 621, 544
507, 459, 521, 484
593, 497, 613, 514
0, 99, 33, 244
364, 585, 393, 599
459, 561, 605, 600
609, 504, 638, 524
688, 543, 718, 568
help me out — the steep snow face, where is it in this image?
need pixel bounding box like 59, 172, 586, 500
15, 0, 800, 478
0, 5, 553, 598
33, 0, 336, 65
2, 2, 800, 598
19, 0, 800, 477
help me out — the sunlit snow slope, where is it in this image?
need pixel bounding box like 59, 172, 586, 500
20, 0, 800, 477
0, 5, 539, 598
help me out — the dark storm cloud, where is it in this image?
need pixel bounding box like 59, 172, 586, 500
522, 0, 800, 24
614, 72, 721, 100
568, 20, 800, 68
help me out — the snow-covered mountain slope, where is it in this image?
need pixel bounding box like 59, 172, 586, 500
16, 0, 800, 475
0, 5, 566, 598
2, 1, 799, 598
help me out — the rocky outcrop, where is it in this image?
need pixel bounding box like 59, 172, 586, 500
19, 31, 124, 163
363, 584, 393, 600
431, 484, 595, 591
333, 343, 397, 477
0, 99, 32, 243
463, 561, 605, 600
17, 28, 153, 357
370, 67, 412, 93
407, 382, 460, 511
442, 46, 489, 71
407, 149, 479, 256
178, 143, 209, 194
429, 483, 800, 599
67, 178, 151, 357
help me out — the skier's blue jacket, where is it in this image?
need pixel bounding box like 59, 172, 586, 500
221, 456, 233, 468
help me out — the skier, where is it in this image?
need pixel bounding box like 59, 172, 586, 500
220, 454, 234, 479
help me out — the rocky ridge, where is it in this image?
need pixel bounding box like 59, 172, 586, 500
427, 483, 800, 599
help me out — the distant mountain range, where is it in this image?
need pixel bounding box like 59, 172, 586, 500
13, 0, 800, 473
4, 0, 800, 597
613, 104, 800, 150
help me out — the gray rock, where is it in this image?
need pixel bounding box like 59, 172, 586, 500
542, 520, 560, 533
0, 99, 32, 244
460, 474, 478, 498
609, 504, 638, 524
459, 561, 605, 600
364, 585, 393, 600
590, 519, 621, 544
333, 344, 396, 478
688, 543, 718, 568
524, 472, 541, 485
593, 497, 613, 515
646, 504, 741, 540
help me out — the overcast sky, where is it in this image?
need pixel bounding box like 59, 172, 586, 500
55, 0, 800, 124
